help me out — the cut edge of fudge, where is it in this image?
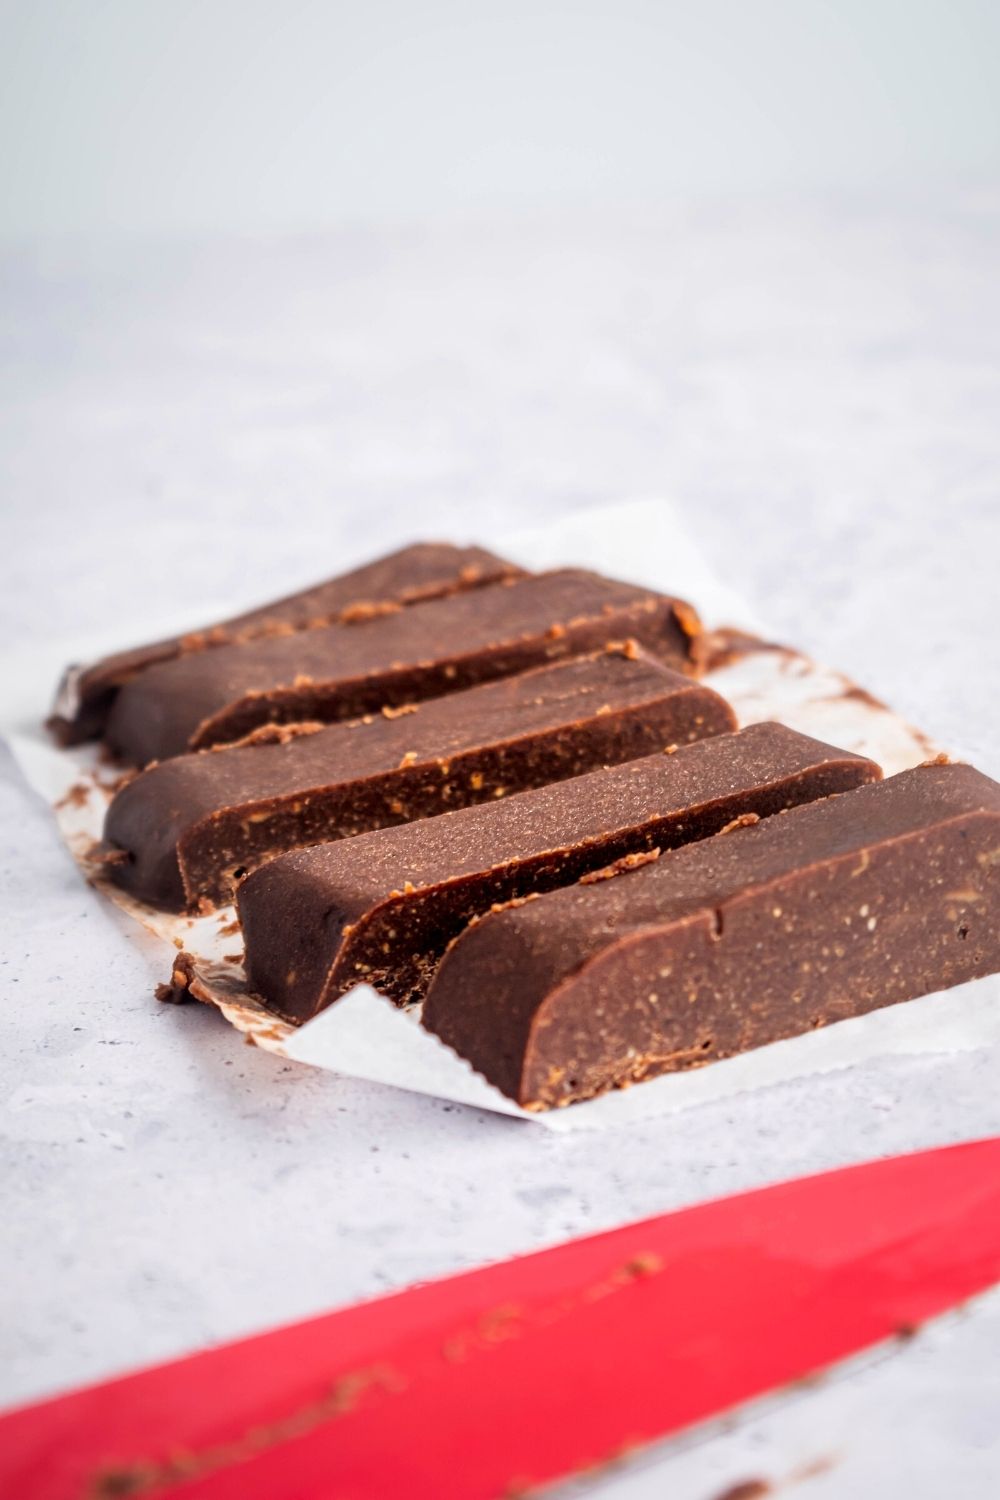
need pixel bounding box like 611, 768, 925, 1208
421, 761, 1000, 1108
237, 721, 880, 1023
48, 542, 525, 745
102, 568, 704, 764
103, 647, 734, 910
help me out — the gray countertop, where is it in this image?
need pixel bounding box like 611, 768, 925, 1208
2, 189, 999, 1496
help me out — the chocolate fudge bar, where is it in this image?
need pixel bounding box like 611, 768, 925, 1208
49, 542, 522, 745
422, 762, 1000, 1108
104, 649, 734, 909
104, 569, 703, 764
239, 722, 880, 1022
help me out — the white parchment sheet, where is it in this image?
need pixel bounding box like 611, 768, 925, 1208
4, 498, 999, 1131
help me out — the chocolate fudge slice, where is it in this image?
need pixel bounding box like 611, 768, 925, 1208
239, 722, 879, 1022
422, 762, 1000, 1108
49, 542, 523, 745
104, 649, 734, 910
104, 569, 702, 764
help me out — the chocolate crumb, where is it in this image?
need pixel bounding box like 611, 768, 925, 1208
580, 849, 661, 885
339, 599, 402, 623
215, 720, 326, 751
89, 844, 130, 867
711, 1481, 772, 1500
55, 781, 93, 812
719, 812, 761, 835
155, 951, 197, 1004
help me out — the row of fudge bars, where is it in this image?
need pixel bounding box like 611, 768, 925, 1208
51, 542, 1000, 1110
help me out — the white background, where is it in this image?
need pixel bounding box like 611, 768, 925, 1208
0, 0, 998, 235
2, 2, 1000, 1495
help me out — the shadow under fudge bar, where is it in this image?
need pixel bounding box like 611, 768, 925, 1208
49, 542, 523, 746
103, 568, 703, 764
421, 761, 1000, 1109
239, 722, 880, 1022
103, 649, 734, 910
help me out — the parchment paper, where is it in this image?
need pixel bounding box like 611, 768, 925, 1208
5, 498, 998, 1131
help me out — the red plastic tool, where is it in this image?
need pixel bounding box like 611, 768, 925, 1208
4, 1137, 1000, 1499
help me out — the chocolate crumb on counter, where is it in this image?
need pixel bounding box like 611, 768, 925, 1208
103, 568, 703, 764
48, 542, 523, 746
154, 950, 198, 1004
710, 1481, 773, 1500
104, 649, 734, 910
422, 762, 1000, 1109
237, 723, 878, 1022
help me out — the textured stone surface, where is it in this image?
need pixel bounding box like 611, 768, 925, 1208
2, 191, 1000, 1493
